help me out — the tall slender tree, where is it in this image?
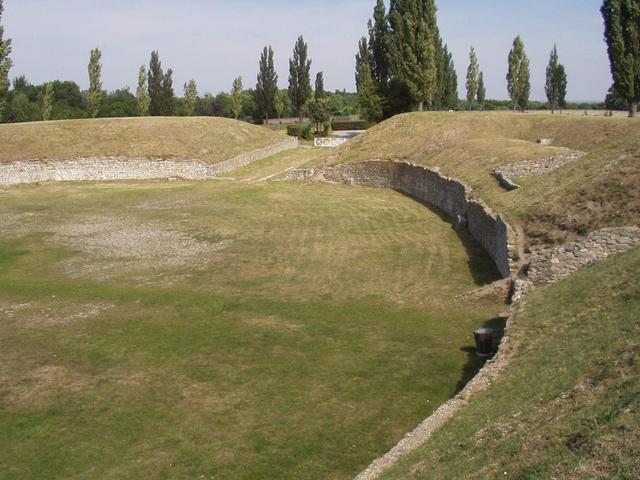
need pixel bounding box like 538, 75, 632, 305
387, 0, 440, 111
136, 65, 150, 116
87, 47, 103, 118
545, 45, 568, 114
466, 46, 479, 107
442, 46, 458, 110
231, 76, 243, 120
0, 0, 12, 120
358, 66, 384, 122
602, 0, 640, 117
288, 36, 312, 121
477, 71, 486, 110
507, 36, 531, 112
557, 64, 568, 113
41, 82, 53, 121
161, 68, 175, 116
148, 51, 164, 116
257, 46, 278, 122
315, 72, 326, 99
183, 79, 198, 116
369, 0, 390, 86
355, 37, 373, 91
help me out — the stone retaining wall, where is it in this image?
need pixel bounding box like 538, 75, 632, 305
289, 161, 516, 278
0, 137, 298, 186
528, 226, 640, 284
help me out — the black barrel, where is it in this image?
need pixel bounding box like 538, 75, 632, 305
474, 328, 494, 357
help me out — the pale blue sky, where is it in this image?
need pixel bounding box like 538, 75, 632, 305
3, 0, 611, 101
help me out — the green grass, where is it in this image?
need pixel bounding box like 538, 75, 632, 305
0, 116, 288, 164
381, 247, 640, 480
0, 180, 503, 479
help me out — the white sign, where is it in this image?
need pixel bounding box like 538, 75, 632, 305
314, 137, 348, 148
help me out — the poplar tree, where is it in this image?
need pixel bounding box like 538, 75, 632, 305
507, 36, 531, 112
183, 79, 198, 116
557, 65, 567, 112
545, 45, 568, 114
387, 0, 439, 111
315, 72, 325, 99
161, 68, 175, 116
41, 82, 53, 121
477, 71, 486, 110
87, 47, 103, 118
466, 46, 479, 107
443, 46, 458, 109
0, 0, 12, 120
358, 66, 384, 122
231, 76, 243, 120
369, 0, 390, 85
136, 66, 150, 116
602, 0, 640, 117
257, 45, 278, 122
148, 51, 164, 116
355, 37, 373, 91
288, 36, 312, 121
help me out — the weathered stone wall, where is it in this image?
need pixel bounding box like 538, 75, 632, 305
293, 161, 516, 278
528, 226, 640, 284
0, 137, 298, 186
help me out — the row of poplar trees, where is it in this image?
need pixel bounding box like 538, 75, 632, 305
355, 0, 458, 121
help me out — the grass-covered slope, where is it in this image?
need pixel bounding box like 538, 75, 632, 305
321, 113, 640, 244
381, 247, 640, 479
0, 117, 288, 164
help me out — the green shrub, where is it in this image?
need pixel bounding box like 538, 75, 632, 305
331, 120, 369, 131
300, 124, 313, 140
286, 124, 302, 137
322, 122, 331, 136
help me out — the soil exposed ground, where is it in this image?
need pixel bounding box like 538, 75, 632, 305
0, 116, 288, 164
0, 179, 504, 480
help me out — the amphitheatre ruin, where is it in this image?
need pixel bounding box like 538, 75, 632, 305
1, 111, 639, 479
1, 0, 640, 478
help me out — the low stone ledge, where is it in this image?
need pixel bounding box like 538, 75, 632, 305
0, 137, 299, 186
493, 151, 585, 191
527, 226, 640, 284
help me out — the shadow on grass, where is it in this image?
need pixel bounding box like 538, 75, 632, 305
397, 192, 501, 286
455, 316, 507, 394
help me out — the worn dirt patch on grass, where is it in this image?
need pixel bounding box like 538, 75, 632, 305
0, 299, 114, 328
50, 216, 231, 280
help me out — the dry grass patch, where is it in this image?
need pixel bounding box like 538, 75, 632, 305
0, 116, 288, 164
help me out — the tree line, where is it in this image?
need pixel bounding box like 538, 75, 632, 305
1, 0, 639, 123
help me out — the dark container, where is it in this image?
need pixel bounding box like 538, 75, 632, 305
474, 327, 494, 357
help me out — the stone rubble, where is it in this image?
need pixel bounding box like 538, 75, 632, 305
493, 151, 585, 190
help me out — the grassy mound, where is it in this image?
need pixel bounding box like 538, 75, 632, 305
0, 117, 288, 165
0, 181, 503, 480
381, 247, 640, 479
321, 112, 640, 244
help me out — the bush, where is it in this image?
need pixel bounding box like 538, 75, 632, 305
331, 120, 369, 131
287, 124, 302, 137
300, 124, 313, 140
322, 122, 331, 136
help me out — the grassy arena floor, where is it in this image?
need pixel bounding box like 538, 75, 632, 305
0, 180, 503, 479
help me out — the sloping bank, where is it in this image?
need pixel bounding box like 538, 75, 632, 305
287, 160, 518, 278
0, 137, 298, 186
